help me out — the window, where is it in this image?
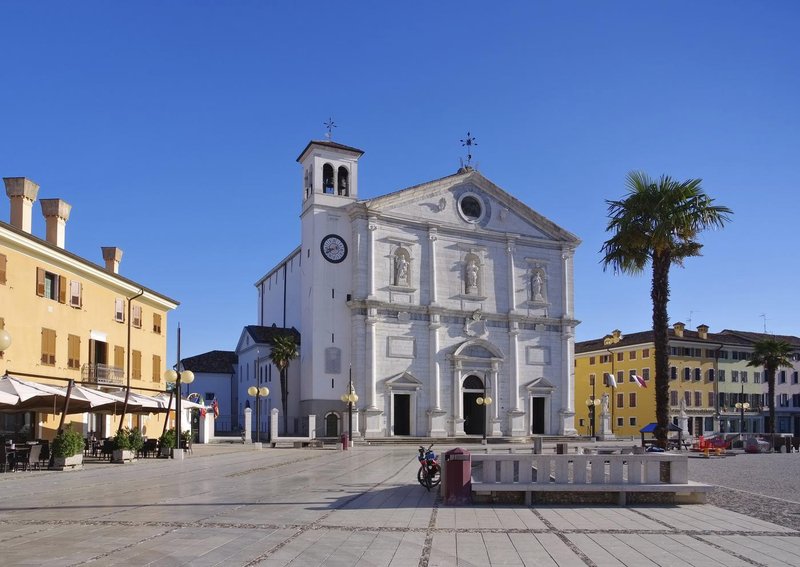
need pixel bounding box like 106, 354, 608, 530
67, 334, 80, 369
114, 298, 125, 323
719, 393, 726, 407
617, 393, 624, 408
718, 369, 726, 382
41, 328, 56, 365
132, 350, 142, 379
670, 392, 679, 407
600, 354, 611, 363
741, 371, 748, 383
132, 305, 142, 329
708, 392, 716, 407
684, 391, 692, 407
629, 417, 637, 426
0, 253, 6, 284
707, 368, 715, 382
794, 394, 800, 408
779, 393, 789, 407
731, 371, 739, 383
629, 369, 637, 382
779, 371, 787, 384
152, 355, 161, 383
153, 313, 162, 334
629, 350, 637, 360
616, 417, 624, 427
670, 367, 677, 380
458, 195, 483, 221
642, 368, 650, 381
793, 371, 799, 385
754, 371, 761, 384
37, 268, 66, 302
205, 392, 216, 401
683, 367, 691, 381
68, 280, 82, 308
617, 352, 624, 362
694, 391, 702, 407
694, 368, 701, 381
589, 374, 596, 387
617, 370, 624, 385
642, 348, 650, 358
588, 356, 595, 365
629, 392, 637, 408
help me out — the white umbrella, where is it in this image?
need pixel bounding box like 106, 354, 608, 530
0, 374, 78, 413
153, 392, 205, 410
65, 385, 142, 413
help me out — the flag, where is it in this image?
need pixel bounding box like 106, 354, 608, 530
212, 399, 220, 418
634, 374, 647, 388
606, 372, 617, 388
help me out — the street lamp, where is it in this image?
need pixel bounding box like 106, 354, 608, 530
0, 329, 11, 370
735, 381, 750, 437
586, 398, 600, 438
340, 367, 358, 447
248, 386, 269, 442
163, 326, 194, 455
476, 393, 493, 444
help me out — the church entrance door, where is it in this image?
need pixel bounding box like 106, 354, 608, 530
393, 394, 411, 436
531, 397, 545, 434
325, 413, 340, 437
463, 392, 485, 435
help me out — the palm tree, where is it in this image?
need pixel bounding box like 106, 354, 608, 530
747, 338, 793, 449
601, 172, 732, 447
269, 334, 298, 434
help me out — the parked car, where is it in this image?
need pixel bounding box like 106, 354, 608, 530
744, 436, 771, 453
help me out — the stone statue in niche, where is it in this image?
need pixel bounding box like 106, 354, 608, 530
394, 253, 409, 286
465, 259, 479, 294
532, 270, 544, 301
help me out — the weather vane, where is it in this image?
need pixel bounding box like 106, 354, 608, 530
460, 131, 477, 168
324, 117, 337, 141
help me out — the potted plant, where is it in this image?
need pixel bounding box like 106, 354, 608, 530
112, 427, 141, 463
159, 428, 177, 458
51, 426, 85, 470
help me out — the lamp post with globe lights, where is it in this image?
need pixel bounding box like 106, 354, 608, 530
0, 329, 11, 371
248, 386, 269, 442
476, 391, 493, 444
340, 366, 358, 448
735, 382, 750, 438
163, 326, 194, 455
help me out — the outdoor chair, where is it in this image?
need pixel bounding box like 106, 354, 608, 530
0, 444, 9, 473
101, 439, 114, 460
16, 444, 41, 471
38, 440, 50, 468
141, 438, 158, 458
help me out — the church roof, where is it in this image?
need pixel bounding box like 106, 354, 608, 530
296, 140, 365, 162
180, 350, 237, 374
361, 168, 580, 245
244, 324, 301, 345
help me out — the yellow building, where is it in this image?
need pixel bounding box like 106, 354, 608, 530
0, 177, 178, 441
575, 323, 738, 439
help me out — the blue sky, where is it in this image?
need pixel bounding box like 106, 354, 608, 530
2, 1, 798, 364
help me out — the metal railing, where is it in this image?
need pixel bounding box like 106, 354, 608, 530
81, 363, 124, 386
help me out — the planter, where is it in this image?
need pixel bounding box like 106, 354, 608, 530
52, 453, 84, 471
112, 449, 136, 463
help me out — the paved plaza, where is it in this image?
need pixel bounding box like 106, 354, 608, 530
1, 443, 799, 566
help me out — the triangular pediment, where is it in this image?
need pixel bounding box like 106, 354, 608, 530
362, 170, 579, 245
385, 371, 423, 390
526, 377, 556, 392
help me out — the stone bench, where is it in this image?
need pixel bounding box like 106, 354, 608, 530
270, 437, 322, 448
469, 453, 712, 506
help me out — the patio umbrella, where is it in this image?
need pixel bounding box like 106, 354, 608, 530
153, 392, 205, 410
65, 385, 142, 414
0, 374, 85, 413
126, 392, 167, 413
0, 389, 20, 407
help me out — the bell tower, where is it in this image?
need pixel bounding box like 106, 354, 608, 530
296, 140, 364, 425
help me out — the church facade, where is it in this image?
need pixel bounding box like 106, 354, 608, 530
256, 140, 580, 438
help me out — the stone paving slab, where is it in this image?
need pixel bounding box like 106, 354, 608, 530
0, 444, 798, 566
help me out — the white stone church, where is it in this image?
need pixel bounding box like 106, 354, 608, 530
254, 139, 580, 439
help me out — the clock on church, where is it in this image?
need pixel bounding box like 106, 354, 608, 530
320, 234, 347, 263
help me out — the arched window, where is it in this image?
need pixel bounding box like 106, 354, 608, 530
337, 166, 349, 196
323, 163, 334, 194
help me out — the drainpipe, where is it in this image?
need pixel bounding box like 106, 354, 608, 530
118, 288, 145, 432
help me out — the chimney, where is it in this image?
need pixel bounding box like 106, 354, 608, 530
40, 198, 72, 248
697, 324, 709, 340
673, 322, 685, 337
101, 247, 123, 274
4, 177, 40, 233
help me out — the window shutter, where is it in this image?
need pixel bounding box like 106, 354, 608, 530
114, 345, 125, 369
36, 267, 45, 296
153, 355, 161, 382
0, 253, 6, 284
57, 275, 67, 303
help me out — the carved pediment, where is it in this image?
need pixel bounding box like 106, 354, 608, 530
526, 377, 555, 393
385, 371, 423, 391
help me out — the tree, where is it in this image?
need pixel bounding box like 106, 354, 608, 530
269, 334, 298, 434
747, 338, 793, 449
601, 172, 732, 447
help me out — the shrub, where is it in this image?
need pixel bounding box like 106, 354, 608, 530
113, 427, 132, 450
160, 428, 177, 450
128, 428, 144, 452
52, 426, 84, 458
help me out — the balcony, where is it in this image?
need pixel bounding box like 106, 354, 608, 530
82, 363, 124, 386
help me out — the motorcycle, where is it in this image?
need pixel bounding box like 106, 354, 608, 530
417, 444, 441, 490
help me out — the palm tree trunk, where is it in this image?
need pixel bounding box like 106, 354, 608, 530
280, 369, 288, 434
768, 370, 776, 450
651, 252, 671, 448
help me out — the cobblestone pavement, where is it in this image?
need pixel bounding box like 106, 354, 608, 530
0, 444, 798, 566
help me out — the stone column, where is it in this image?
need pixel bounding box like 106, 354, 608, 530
428, 228, 438, 305
364, 310, 382, 436
367, 217, 378, 299
490, 362, 502, 436
508, 322, 526, 436
453, 361, 465, 436
427, 313, 447, 436
506, 238, 516, 313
